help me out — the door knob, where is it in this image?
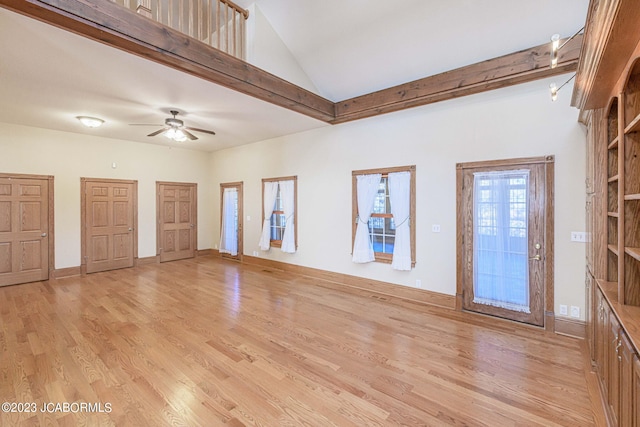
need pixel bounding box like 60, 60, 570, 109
128, 228, 133, 232
529, 254, 541, 261
41, 233, 47, 237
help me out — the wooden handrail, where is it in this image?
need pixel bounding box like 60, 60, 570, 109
220, 0, 248, 19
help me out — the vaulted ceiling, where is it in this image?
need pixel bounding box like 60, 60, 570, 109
0, 0, 588, 152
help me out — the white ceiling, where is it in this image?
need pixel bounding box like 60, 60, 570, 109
0, 1, 588, 152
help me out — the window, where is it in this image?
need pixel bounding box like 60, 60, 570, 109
352, 166, 416, 268
270, 184, 286, 244
259, 176, 297, 252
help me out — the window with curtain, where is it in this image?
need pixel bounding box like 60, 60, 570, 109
352, 166, 415, 269
219, 187, 238, 256
473, 170, 530, 312
259, 176, 297, 252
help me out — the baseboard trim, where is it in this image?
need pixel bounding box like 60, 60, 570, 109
197, 249, 213, 257
554, 317, 586, 339
241, 255, 456, 310
137, 256, 159, 266
52, 266, 81, 279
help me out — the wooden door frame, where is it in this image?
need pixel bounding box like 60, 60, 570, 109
220, 181, 243, 261
156, 181, 198, 262
456, 155, 555, 331
81, 178, 138, 275
0, 173, 55, 280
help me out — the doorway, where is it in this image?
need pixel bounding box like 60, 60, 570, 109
0, 174, 54, 286
456, 156, 554, 327
219, 182, 243, 260
156, 182, 197, 263
82, 178, 137, 274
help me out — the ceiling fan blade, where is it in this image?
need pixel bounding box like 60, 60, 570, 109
129, 123, 163, 126
185, 126, 216, 136
181, 129, 198, 140
147, 128, 167, 137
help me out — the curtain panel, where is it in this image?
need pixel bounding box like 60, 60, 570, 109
352, 173, 382, 263
219, 187, 238, 256
279, 180, 296, 253
472, 169, 530, 313
259, 181, 279, 250
388, 171, 411, 270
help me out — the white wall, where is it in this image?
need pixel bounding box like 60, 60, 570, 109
0, 123, 213, 269
210, 75, 588, 319
245, 3, 319, 95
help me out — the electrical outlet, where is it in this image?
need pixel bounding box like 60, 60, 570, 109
252, 251, 259, 256
570, 306, 580, 318
559, 304, 568, 316
570, 232, 587, 242
432, 224, 441, 233
416, 279, 422, 288
247, 215, 251, 221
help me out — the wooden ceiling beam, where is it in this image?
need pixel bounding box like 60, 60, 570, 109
333, 35, 582, 124
0, 0, 336, 122
0, 0, 584, 125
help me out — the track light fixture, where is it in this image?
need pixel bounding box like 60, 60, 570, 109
550, 27, 584, 69
549, 74, 576, 102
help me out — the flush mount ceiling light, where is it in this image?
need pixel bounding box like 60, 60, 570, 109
77, 116, 104, 128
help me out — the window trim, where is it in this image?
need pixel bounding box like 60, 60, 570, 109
351, 165, 416, 266
262, 176, 297, 249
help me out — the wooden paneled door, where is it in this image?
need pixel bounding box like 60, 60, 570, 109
82, 178, 137, 274
0, 174, 53, 286
456, 156, 554, 327
157, 182, 197, 263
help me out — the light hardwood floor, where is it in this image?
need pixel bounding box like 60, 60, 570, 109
1, 256, 597, 426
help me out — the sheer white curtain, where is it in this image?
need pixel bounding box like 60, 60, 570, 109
388, 171, 411, 270
279, 180, 296, 253
259, 181, 279, 251
352, 173, 382, 263
219, 188, 238, 256
473, 170, 530, 313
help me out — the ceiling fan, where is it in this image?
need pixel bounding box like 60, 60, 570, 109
130, 110, 216, 142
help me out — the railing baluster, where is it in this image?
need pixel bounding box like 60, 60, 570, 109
216, 0, 221, 51
108, 0, 247, 59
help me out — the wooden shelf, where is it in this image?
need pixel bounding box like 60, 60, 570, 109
609, 244, 620, 256
625, 112, 640, 134
626, 247, 640, 262
625, 194, 640, 201
608, 211, 620, 218
608, 136, 619, 149
608, 174, 619, 182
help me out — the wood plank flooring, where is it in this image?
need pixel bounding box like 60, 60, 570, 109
0, 256, 597, 426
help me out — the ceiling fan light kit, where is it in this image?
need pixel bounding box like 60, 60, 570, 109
165, 127, 188, 142
129, 110, 216, 143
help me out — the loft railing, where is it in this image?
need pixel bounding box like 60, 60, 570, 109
111, 0, 249, 59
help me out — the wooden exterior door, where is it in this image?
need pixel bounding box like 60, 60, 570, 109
157, 182, 197, 263
82, 179, 137, 274
0, 175, 53, 286
457, 156, 554, 327
220, 182, 243, 261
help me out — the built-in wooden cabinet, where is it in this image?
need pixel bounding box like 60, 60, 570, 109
594, 284, 639, 426
578, 2, 640, 424
621, 332, 634, 426
634, 355, 640, 426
